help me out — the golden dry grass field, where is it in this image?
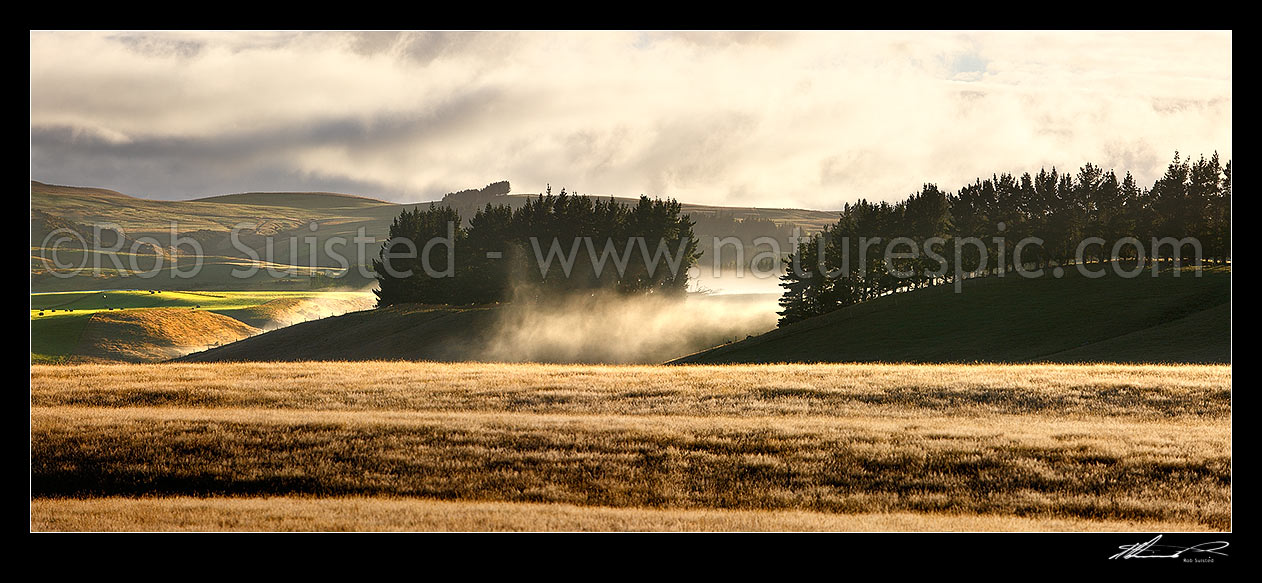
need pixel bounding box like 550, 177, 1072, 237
29, 362, 1231, 532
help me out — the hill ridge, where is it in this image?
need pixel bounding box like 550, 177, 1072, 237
188, 191, 393, 206
31, 180, 134, 199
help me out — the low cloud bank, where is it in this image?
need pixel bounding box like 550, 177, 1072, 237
478, 290, 779, 364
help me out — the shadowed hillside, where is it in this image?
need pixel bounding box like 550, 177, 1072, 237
178, 293, 780, 364
672, 264, 1230, 365
177, 305, 502, 362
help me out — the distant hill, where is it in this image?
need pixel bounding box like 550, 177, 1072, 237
188, 191, 392, 209
30, 179, 840, 292
670, 264, 1231, 365
30, 181, 134, 199
30, 181, 409, 291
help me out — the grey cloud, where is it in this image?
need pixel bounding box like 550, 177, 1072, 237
633, 112, 760, 193
1151, 97, 1230, 115
31, 130, 408, 201
30, 84, 511, 201
109, 33, 205, 58
1101, 141, 1163, 178
344, 31, 405, 56
395, 31, 523, 64
562, 127, 632, 177
323, 31, 495, 61
33, 81, 506, 156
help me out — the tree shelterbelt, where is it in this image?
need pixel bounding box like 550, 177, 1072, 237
778, 151, 1231, 327
374, 186, 700, 307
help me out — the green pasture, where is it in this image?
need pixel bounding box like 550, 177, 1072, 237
30, 290, 372, 362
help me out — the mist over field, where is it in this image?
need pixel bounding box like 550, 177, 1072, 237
480, 289, 779, 363
251, 288, 377, 330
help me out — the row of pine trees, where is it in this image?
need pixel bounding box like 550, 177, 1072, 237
778, 151, 1231, 327
373, 187, 699, 307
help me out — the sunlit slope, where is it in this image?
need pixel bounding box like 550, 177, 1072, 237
74, 308, 261, 362
30, 290, 374, 362
672, 264, 1230, 365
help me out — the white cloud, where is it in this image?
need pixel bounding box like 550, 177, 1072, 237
30, 30, 1231, 208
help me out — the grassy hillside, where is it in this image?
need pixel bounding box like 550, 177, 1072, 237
31, 181, 404, 237
31, 362, 1230, 531
673, 263, 1231, 365
30, 181, 134, 199
30, 181, 407, 291
188, 191, 392, 209
73, 308, 260, 362
177, 304, 502, 363
30, 290, 374, 363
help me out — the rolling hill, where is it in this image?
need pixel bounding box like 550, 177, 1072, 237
30, 181, 409, 291
671, 263, 1230, 365
31, 180, 840, 292
30, 290, 375, 363
177, 304, 501, 363
188, 191, 393, 209
73, 308, 261, 363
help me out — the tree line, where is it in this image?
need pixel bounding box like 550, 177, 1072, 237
373, 185, 699, 307
438, 180, 512, 221
778, 151, 1231, 327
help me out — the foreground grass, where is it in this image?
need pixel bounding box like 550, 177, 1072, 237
30, 362, 1229, 418
31, 496, 1216, 532
29, 362, 1231, 531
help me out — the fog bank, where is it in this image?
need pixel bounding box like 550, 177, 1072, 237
478, 291, 779, 364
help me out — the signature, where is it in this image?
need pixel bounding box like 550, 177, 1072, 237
1109, 535, 1230, 560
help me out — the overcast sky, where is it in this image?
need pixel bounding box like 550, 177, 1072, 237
30, 30, 1231, 209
